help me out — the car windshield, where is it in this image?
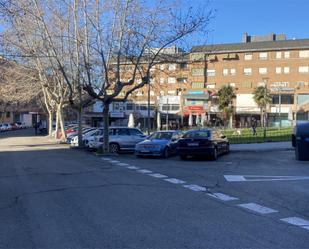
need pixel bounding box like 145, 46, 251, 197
149, 132, 174, 140
183, 130, 211, 138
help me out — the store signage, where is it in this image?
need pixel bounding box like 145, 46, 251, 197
188, 90, 205, 95
185, 106, 203, 110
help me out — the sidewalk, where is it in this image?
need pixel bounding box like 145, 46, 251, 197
230, 141, 293, 152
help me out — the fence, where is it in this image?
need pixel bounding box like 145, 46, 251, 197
220, 127, 293, 144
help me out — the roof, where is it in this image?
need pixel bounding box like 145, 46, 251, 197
191, 39, 309, 54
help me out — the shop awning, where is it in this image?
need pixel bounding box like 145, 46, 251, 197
183, 94, 209, 100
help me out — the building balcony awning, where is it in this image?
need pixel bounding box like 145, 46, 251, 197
191, 82, 205, 89
183, 94, 209, 100
228, 53, 238, 59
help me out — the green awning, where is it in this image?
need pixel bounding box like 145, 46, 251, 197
206, 54, 217, 61
183, 94, 209, 100
228, 53, 238, 59
191, 53, 205, 61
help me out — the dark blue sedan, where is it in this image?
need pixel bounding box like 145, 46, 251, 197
135, 131, 182, 158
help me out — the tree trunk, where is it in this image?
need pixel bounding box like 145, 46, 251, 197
103, 103, 109, 154
55, 108, 59, 138
260, 108, 264, 128
77, 105, 83, 147
58, 104, 66, 141
48, 110, 53, 137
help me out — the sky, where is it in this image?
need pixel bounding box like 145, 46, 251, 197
198, 0, 309, 45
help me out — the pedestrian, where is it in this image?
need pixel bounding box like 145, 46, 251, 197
251, 118, 257, 136
34, 122, 38, 135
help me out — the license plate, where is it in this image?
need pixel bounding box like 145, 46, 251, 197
141, 149, 150, 153
187, 142, 199, 146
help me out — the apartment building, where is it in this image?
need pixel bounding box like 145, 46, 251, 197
87, 34, 309, 129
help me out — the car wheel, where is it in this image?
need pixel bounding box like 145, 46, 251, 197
212, 148, 218, 160
162, 147, 170, 158
180, 155, 187, 160
109, 143, 120, 154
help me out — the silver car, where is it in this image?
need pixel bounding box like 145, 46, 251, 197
89, 127, 146, 153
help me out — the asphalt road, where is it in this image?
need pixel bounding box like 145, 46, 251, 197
0, 129, 308, 249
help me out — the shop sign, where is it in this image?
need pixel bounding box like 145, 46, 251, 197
188, 90, 205, 95
185, 106, 203, 110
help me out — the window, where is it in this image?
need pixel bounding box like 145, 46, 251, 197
230, 68, 236, 76
223, 69, 229, 76
299, 50, 309, 58
191, 82, 204, 88
206, 83, 215, 89
168, 77, 176, 84
275, 67, 282, 74
116, 128, 130, 136
229, 82, 236, 87
298, 66, 309, 73
177, 77, 187, 83
129, 129, 143, 136
168, 90, 176, 95
136, 91, 143, 96
6, 112, 10, 118
244, 53, 252, 60
160, 78, 165, 84
192, 68, 204, 76
283, 67, 290, 74
259, 67, 267, 74
276, 52, 282, 59
179, 63, 188, 69
168, 64, 176, 71
150, 91, 155, 96
191, 53, 205, 61
206, 69, 215, 77
241, 81, 252, 88
284, 51, 290, 59
126, 103, 134, 110
259, 52, 268, 60
297, 82, 305, 87
160, 90, 165, 96
244, 68, 252, 75
258, 82, 266, 87
271, 94, 294, 105
160, 64, 166, 70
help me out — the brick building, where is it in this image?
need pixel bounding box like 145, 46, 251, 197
87, 34, 309, 129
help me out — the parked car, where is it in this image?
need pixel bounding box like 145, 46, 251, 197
88, 127, 146, 153
67, 127, 95, 144
1, 123, 12, 131
135, 130, 182, 158
71, 128, 103, 147
177, 129, 230, 160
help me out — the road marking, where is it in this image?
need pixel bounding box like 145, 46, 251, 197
207, 192, 239, 201
237, 203, 278, 214
109, 160, 120, 164
101, 158, 112, 161
164, 178, 186, 184
126, 166, 140, 170
149, 173, 168, 178
116, 163, 130, 167
224, 175, 309, 182
183, 184, 206, 192
137, 169, 153, 174
280, 217, 309, 231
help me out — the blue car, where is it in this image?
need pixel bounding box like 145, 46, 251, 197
135, 130, 182, 158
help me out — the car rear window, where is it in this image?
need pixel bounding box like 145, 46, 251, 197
183, 130, 211, 138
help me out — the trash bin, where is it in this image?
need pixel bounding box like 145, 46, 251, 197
293, 122, 309, 161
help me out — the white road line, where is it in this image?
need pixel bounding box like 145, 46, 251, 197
183, 184, 206, 192
137, 169, 153, 174
101, 158, 112, 161
116, 163, 130, 167
164, 178, 186, 184
126, 166, 140, 170
280, 217, 309, 231
224, 175, 246, 182
149, 173, 168, 179
237, 203, 278, 214
207, 192, 239, 201
109, 160, 120, 164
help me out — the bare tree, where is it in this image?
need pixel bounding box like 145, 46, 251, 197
0, 0, 213, 152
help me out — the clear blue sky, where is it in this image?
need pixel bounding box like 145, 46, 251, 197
201, 0, 309, 45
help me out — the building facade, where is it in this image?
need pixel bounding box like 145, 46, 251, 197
87, 34, 309, 129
